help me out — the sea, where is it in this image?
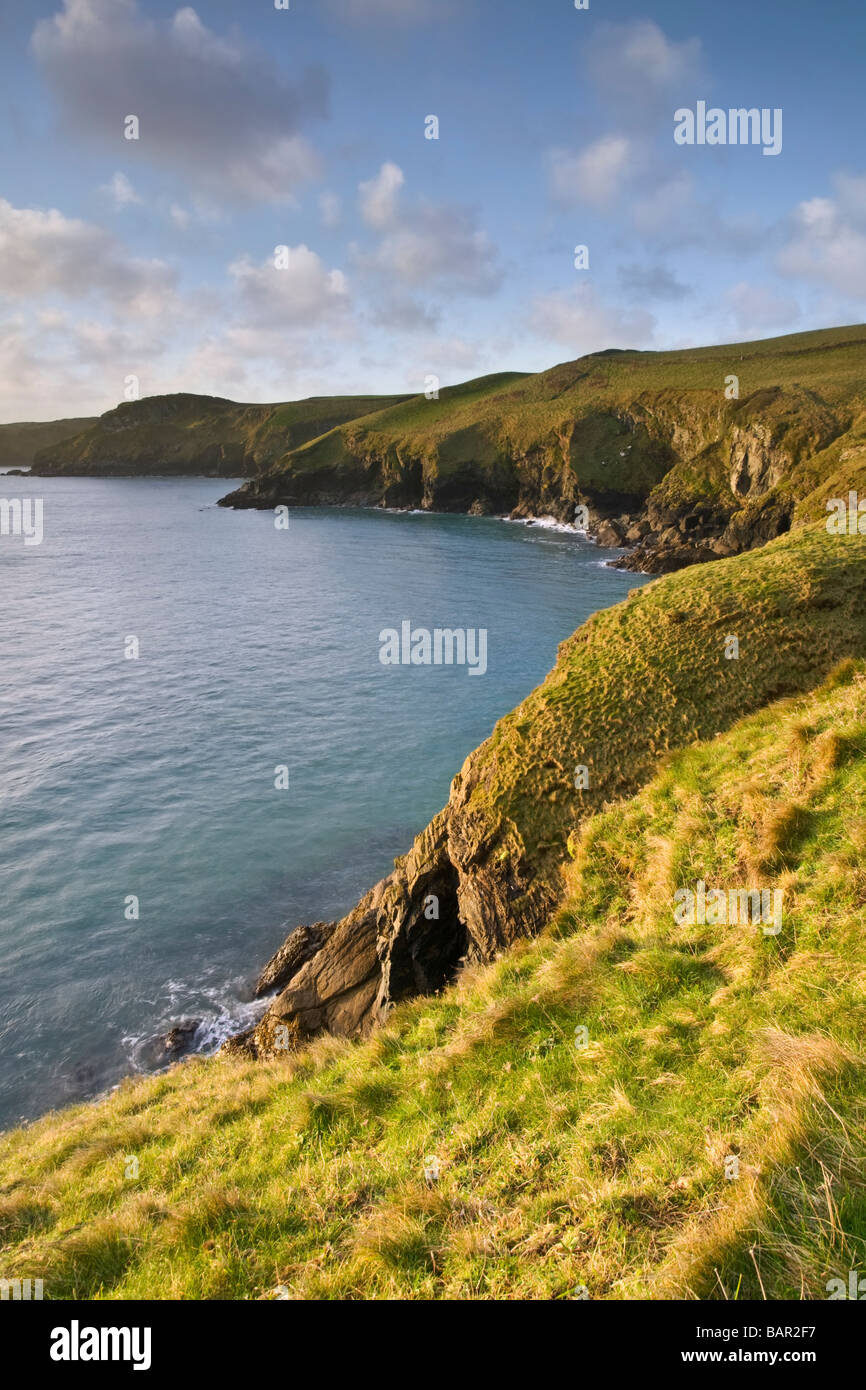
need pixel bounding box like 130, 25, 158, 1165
0, 473, 646, 1128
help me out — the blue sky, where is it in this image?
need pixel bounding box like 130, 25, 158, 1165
0, 0, 864, 420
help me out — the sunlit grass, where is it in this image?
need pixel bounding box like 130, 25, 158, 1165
2, 660, 864, 1300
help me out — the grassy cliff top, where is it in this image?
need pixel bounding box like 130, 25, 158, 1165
29, 391, 414, 476
449, 521, 866, 891
1, 524, 864, 1300
0, 417, 97, 468
247, 324, 866, 504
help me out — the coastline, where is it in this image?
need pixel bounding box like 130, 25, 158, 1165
1, 488, 642, 1130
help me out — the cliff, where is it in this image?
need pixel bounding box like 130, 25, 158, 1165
29, 391, 412, 477
219, 325, 866, 573
0, 416, 96, 469
227, 521, 866, 1060
4, 617, 864, 1300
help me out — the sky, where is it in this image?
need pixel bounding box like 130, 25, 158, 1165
0, 0, 864, 421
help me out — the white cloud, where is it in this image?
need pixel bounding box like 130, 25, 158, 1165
0, 186, 364, 418
32, 0, 328, 205
0, 304, 172, 420
101, 172, 142, 210
776, 175, 866, 298
359, 162, 405, 228
548, 136, 633, 210
356, 166, 501, 297
367, 212, 501, 295
544, 20, 709, 231
528, 284, 655, 354
0, 198, 174, 315
229, 245, 350, 330
584, 19, 704, 126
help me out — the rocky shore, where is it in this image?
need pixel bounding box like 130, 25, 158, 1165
223, 522, 866, 1059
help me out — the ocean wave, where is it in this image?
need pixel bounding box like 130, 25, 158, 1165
122, 979, 268, 1074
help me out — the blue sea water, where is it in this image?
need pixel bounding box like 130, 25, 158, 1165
0, 474, 645, 1129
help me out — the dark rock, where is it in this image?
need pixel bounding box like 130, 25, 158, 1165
161, 1020, 201, 1059
614, 542, 720, 574
595, 519, 626, 547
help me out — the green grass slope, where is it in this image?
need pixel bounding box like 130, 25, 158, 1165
29, 391, 413, 478
1, 660, 862, 1300
0, 417, 97, 469
223, 326, 866, 570
1, 526, 865, 1300
221, 370, 532, 509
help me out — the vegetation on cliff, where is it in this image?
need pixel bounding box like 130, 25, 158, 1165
29, 391, 412, 478
0, 417, 96, 469
236, 522, 866, 1060
221, 324, 866, 572
23, 325, 866, 573
1, 524, 865, 1299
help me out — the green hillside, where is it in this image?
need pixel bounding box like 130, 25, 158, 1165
2, 523, 865, 1299
222, 325, 866, 572
0, 417, 97, 469
29, 391, 413, 478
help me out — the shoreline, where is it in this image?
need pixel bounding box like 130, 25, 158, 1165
1, 490, 642, 1131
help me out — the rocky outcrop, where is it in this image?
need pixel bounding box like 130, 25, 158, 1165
219, 374, 853, 574
226, 524, 866, 1060
29, 392, 412, 477
253, 920, 338, 997
226, 776, 556, 1060
614, 493, 795, 573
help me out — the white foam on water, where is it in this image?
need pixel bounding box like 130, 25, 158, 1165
122, 978, 269, 1074
500, 513, 585, 534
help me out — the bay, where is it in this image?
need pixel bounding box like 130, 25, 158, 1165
0, 474, 645, 1128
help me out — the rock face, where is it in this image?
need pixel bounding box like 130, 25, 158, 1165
219, 406, 803, 576
228, 780, 555, 1060
253, 921, 338, 997
29, 391, 412, 477
219, 353, 860, 574
613, 494, 795, 573
226, 524, 866, 1060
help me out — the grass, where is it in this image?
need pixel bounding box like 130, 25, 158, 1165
30, 391, 413, 476
437, 521, 866, 924
235, 323, 866, 517
2, 656, 865, 1299
0, 417, 96, 468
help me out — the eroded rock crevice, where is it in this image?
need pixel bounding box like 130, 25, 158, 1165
225, 805, 554, 1058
